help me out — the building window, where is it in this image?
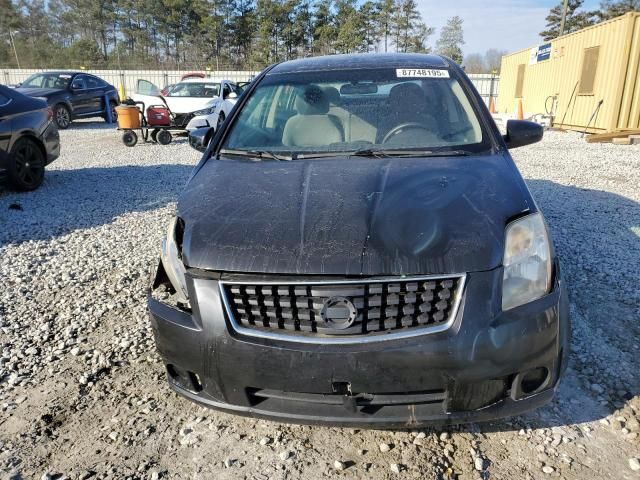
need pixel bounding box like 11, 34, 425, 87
515, 64, 526, 98
578, 46, 600, 95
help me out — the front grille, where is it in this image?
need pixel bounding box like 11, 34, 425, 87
173, 113, 194, 128
221, 275, 465, 341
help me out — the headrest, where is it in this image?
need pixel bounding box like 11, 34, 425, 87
389, 82, 425, 102
389, 82, 427, 112
295, 85, 329, 115
322, 86, 341, 105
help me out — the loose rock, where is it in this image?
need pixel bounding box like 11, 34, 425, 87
379, 443, 391, 453
333, 460, 346, 471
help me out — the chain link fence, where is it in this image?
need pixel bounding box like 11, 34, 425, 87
467, 74, 500, 108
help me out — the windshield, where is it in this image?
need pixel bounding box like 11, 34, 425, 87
21, 73, 72, 90
222, 68, 488, 157
168, 82, 220, 98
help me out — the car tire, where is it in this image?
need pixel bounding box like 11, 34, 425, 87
216, 112, 225, 129
7, 137, 46, 191
157, 130, 172, 145
122, 130, 138, 147
54, 104, 71, 129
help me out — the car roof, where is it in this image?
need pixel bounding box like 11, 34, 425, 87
27, 71, 108, 79
32, 71, 82, 76
179, 78, 229, 83
268, 53, 450, 75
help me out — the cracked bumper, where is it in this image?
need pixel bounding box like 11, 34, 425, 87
148, 264, 569, 428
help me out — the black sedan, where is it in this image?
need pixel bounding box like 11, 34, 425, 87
15, 71, 119, 129
0, 85, 60, 190
149, 53, 569, 428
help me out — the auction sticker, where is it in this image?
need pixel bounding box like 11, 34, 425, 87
396, 68, 450, 78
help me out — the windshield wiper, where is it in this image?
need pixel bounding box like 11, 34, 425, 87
218, 148, 291, 161
292, 149, 403, 159
295, 148, 473, 160
350, 148, 472, 158
218, 148, 473, 161
294, 151, 353, 159
417, 149, 473, 157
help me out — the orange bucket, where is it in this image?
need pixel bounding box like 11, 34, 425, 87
115, 105, 141, 129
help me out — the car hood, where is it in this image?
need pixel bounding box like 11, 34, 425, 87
15, 87, 62, 98
178, 153, 533, 276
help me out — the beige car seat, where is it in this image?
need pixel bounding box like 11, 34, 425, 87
322, 86, 377, 143
283, 86, 344, 147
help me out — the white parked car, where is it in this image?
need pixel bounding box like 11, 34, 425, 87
132, 78, 242, 132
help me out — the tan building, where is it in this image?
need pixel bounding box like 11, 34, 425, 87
496, 12, 640, 133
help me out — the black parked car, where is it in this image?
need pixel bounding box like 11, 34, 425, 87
0, 85, 60, 190
15, 71, 119, 129
149, 53, 569, 428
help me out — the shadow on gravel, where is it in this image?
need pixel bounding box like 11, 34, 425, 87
109, 136, 190, 147
68, 119, 191, 144
56, 117, 118, 130
0, 164, 194, 246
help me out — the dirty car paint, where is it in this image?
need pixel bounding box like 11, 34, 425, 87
178, 152, 533, 276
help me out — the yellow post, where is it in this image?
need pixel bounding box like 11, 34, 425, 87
517, 98, 524, 120
118, 83, 126, 102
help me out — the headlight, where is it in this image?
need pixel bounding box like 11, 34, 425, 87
502, 213, 552, 311
160, 217, 189, 304
192, 106, 217, 116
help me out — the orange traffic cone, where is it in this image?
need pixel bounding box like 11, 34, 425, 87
488, 98, 496, 114
516, 98, 524, 120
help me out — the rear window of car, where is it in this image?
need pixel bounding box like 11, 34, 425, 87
85, 76, 102, 88
21, 73, 73, 89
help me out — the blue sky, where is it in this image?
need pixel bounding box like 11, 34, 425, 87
419, 0, 601, 55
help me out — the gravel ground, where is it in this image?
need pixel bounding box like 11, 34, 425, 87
1, 122, 639, 480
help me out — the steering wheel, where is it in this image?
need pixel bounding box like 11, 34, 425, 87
382, 122, 433, 144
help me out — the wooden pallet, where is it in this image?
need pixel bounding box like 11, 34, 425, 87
585, 129, 640, 143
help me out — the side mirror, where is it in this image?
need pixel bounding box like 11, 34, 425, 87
71, 82, 83, 90
503, 120, 543, 149
226, 91, 238, 100
189, 127, 215, 152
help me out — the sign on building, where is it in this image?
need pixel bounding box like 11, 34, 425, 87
529, 43, 552, 64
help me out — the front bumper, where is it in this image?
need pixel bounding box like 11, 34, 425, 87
43, 121, 61, 164
148, 264, 569, 428
185, 112, 217, 132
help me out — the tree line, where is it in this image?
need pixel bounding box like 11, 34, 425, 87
1, 0, 637, 73
539, 0, 639, 41
0, 0, 468, 70
461, 0, 639, 74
